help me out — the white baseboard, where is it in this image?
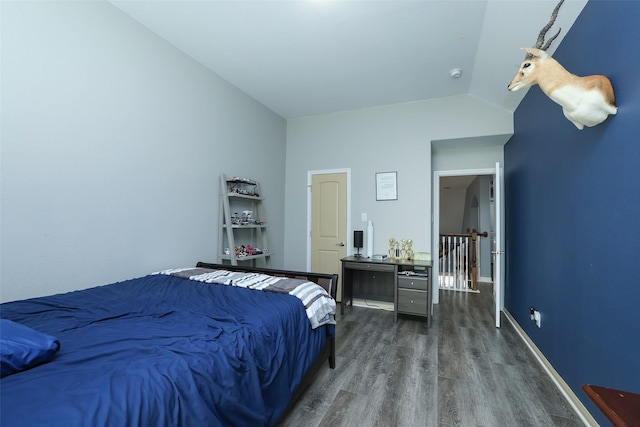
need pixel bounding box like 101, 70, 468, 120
478, 276, 493, 283
503, 310, 598, 427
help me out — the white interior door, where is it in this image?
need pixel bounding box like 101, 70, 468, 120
493, 161, 505, 328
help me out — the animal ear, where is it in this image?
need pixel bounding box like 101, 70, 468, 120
521, 47, 549, 59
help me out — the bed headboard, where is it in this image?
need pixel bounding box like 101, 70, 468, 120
195, 262, 338, 300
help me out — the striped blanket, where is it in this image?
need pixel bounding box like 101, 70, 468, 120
157, 268, 336, 329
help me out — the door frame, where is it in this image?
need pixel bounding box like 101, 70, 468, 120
306, 168, 351, 271
494, 161, 505, 328
432, 167, 496, 306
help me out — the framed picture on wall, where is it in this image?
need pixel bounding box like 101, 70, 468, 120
376, 171, 397, 201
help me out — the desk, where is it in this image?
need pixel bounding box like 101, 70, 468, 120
340, 256, 432, 326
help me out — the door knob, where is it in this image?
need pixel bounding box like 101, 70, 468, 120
336, 242, 345, 246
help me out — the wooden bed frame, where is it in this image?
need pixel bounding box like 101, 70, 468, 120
195, 262, 338, 425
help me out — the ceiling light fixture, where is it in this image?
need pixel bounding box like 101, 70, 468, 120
449, 68, 462, 79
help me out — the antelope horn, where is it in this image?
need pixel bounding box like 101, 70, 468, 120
540, 27, 562, 51
534, 0, 564, 51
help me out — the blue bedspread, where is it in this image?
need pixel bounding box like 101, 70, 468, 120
0, 273, 331, 426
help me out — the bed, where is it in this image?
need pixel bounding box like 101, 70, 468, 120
0, 261, 337, 426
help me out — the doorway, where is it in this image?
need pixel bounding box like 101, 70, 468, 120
433, 166, 504, 327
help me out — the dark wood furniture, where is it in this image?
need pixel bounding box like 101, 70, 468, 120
340, 256, 432, 326
397, 270, 431, 325
1, 262, 338, 427
196, 262, 338, 425
582, 384, 640, 426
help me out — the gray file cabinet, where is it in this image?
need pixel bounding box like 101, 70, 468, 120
396, 269, 431, 326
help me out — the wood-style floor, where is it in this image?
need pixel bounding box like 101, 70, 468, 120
280, 283, 583, 427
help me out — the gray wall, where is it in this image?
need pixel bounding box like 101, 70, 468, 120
432, 143, 504, 171
1, 2, 286, 302
284, 95, 512, 271
438, 188, 466, 234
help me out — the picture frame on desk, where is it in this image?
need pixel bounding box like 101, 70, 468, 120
376, 171, 397, 201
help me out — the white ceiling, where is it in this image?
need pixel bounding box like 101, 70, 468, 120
111, 0, 587, 119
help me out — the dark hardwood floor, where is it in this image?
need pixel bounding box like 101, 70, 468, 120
280, 283, 583, 427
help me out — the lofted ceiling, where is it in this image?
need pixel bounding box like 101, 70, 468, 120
111, 0, 587, 119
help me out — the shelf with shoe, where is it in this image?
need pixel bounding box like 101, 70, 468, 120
218, 174, 271, 266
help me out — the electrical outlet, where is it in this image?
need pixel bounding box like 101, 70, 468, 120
361, 213, 367, 222
534, 311, 541, 328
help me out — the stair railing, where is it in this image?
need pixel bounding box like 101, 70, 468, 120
439, 231, 487, 291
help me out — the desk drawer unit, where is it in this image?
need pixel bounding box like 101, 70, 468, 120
343, 262, 395, 273
397, 276, 428, 290
396, 274, 430, 324
397, 289, 428, 315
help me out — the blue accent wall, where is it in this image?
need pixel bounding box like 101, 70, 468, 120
504, 1, 640, 423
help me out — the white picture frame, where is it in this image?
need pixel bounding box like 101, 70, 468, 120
376, 171, 397, 201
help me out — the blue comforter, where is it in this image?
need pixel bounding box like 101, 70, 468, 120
0, 273, 331, 426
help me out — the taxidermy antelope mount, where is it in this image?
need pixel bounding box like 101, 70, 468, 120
507, 0, 617, 130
